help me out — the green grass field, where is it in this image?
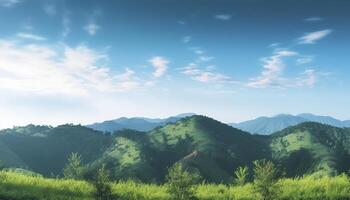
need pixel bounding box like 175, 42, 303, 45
1, 171, 350, 200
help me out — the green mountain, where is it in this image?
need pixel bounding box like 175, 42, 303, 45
0, 124, 112, 175
86, 113, 195, 132
270, 122, 350, 177
89, 116, 269, 183
1, 116, 350, 183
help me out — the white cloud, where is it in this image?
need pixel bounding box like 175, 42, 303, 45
181, 63, 232, 83
183, 36, 191, 43
305, 17, 323, 22
116, 68, 135, 81
296, 55, 314, 65
43, 4, 56, 17
149, 56, 169, 78
0, 40, 146, 95
0, 0, 19, 7
17, 33, 47, 41
62, 13, 70, 37
84, 22, 100, 36
214, 14, 232, 21
197, 56, 214, 63
298, 29, 332, 44
247, 50, 297, 88
190, 47, 205, 55
294, 69, 317, 88
268, 43, 280, 48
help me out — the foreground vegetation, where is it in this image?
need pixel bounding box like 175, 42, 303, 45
1, 169, 350, 200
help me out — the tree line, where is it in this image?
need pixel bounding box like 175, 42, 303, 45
63, 152, 282, 200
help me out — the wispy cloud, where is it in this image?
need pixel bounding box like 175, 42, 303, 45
247, 50, 323, 89
0, 40, 148, 95
190, 47, 205, 55
181, 63, 233, 83
247, 50, 298, 88
182, 36, 191, 43
84, 22, 100, 36
62, 12, 70, 37
305, 17, 323, 22
0, 0, 20, 7
43, 4, 56, 17
293, 69, 317, 88
297, 29, 332, 44
214, 14, 232, 21
296, 55, 314, 65
17, 33, 47, 41
149, 56, 169, 78
197, 56, 214, 63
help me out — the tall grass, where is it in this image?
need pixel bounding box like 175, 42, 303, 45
0, 171, 349, 200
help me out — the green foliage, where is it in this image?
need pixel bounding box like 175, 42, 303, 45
1, 117, 350, 184
63, 152, 85, 180
253, 159, 279, 200
1, 170, 350, 200
92, 165, 115, 200
0, 124, 113, 176
234, 166, 249, 186
166, 163, 199, 200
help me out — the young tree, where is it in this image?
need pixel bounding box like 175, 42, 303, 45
253, 159, 279, 200
166, 163, 200, 200
234, 166, 249, 186
63, 152, 85, 180
92, 165, 114, 200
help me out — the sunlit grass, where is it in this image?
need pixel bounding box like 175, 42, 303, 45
0, 171, 349, 200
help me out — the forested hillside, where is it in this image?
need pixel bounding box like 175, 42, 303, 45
1, 116, 350, 183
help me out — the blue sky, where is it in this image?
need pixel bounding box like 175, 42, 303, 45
0, 0, 349, 128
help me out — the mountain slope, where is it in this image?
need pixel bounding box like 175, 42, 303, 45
297, 113, 350, 127
0, 124, 113, 175
86, 113, 195, 132
270, 122, 350, 177
92, 115, 269, 183
231, 114, 306, 135
232, 113, 350, 135
1, 116, 350, 183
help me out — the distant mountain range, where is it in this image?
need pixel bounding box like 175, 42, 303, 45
1, 115, 350, 183
230, 113, 350, 135
85, 113, 195, 132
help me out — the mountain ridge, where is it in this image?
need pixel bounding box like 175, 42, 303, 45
231, 113, 350, 135
1, 115, 350, 183
85, 113, 196, 132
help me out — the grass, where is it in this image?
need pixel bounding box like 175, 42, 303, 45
0, 171, 350, 200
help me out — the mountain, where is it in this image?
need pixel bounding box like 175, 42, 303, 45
231, 113, 350, 135
231, 114, 306, 135
89, 115, 269, 183
0, 124, 112, 175
270, 122, 350, 177
1, 115, 350, 183
85, 113, 195, 133
297, 113, 350, 127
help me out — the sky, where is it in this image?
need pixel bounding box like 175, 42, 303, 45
0, 0, 349, 128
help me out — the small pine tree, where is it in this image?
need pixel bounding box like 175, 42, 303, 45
92, 165, 114, 200
166, 163, 200, 200
253, 159, 279, 200
234, 166, 249, 185
63, 152, 85, 180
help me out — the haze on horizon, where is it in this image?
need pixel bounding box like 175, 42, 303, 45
0, 0, 349, 129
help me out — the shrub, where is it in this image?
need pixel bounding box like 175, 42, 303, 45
234, 166, 249, 186
253, 159, 279, 200
63, 152, 85, 180
166, 163, 200, 200
92, 165, 115, 200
